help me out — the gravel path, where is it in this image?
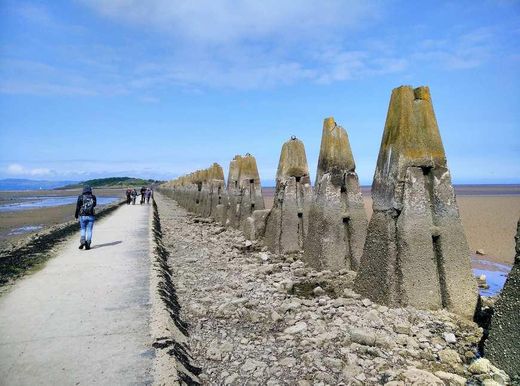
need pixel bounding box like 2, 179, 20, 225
155, 192, 510, 386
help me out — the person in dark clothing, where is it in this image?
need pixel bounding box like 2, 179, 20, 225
140, 186, 146, 205
145, 188, 153, 204
131, 188, 137, 205
125, 188, 132, 205
75, 186, 97, 250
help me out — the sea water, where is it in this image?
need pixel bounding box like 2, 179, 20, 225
0, 196, 119, 212
472, 256, 512, 297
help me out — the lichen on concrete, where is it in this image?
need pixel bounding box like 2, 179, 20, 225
355, 85, 478, 319
303, 117, 367, 271
264, 137, 312, 254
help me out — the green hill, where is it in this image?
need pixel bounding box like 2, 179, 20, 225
57, 177, 161, 189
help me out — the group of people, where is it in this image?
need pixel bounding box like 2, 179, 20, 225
125, 186, 153, 205
74, 185, 154, 251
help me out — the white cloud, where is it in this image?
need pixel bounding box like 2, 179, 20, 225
414, 28, 495, 70
0, 2, 506, 96
6, 163, 52, 176
81, 0, 378, 44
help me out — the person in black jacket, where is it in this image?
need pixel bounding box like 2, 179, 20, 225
75, 186, 97, 250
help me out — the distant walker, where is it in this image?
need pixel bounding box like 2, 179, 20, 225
74, 186, 97, 250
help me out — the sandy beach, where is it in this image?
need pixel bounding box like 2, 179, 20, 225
0, 189, 125, 247
263, 185, 520, 264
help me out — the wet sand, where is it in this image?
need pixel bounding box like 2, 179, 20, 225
0, 189, 125, 247
263, 185, 520, 264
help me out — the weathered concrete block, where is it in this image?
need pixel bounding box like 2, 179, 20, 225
243, 209, 270, 241
237, 154, 265, 232
303, 117, 367, 271
264, 137, 312, 254
226, 156, 242, 228
486, 219, 520, 378
355, 85, 478, 319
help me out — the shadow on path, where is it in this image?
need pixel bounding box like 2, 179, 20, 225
91, 241, 122, 249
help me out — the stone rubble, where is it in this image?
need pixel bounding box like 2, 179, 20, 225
155, 192, 508, 385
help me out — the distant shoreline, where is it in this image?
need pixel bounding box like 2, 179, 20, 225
261, 184, 520, 196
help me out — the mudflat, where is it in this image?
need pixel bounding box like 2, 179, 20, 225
263, 185, 520, 264
0, 189, 125, 247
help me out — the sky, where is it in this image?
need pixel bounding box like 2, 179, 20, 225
0, 0, 519, 186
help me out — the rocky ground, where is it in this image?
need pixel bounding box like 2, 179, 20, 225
155, 192, 511, 386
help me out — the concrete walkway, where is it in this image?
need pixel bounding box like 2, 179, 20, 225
0, 202, 153, 386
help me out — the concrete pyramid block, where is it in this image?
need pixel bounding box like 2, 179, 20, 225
486, 219, 520, 378
354, 85, 478, 319
225, 155, 243, 228
264, 137, 312, 254
237, 154, 265, 232
303, 117, 367, 271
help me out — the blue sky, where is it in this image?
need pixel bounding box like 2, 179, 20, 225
0, 0, 519, 185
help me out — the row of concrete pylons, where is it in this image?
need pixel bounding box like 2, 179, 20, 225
161, 85, 478, 319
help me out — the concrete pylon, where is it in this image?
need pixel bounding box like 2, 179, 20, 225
225, 156, 242, 228
207, 163, 225, 219
354, 85, 478, 319
486, 219, 520, 378
238, 154, 265, 231
303, 117, 367, 271
264, 137, 312, 254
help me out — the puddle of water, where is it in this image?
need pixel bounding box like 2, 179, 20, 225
471, 256, 512, 297
8, 225, 44, 235
0, 196, 119, 212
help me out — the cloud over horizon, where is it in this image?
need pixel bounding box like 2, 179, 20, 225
0, 1, 510, 96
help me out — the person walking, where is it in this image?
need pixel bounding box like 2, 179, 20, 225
75, 186, 97, 250
140, 186, 146, 205
125, 188, 132, 205
145, 187, 153, 204
131, 188, 137, 205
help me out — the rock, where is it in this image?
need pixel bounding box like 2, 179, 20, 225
224, 373, 239, 385
220, 342, 234, 353
394, 322, 411, 335
366, 309, 383, 325
374, 332, 396, 349
206, 342, 222, 361
476, 249, 486, 255
434, 371, 466, 386
271, 310, 283, 322
468, 358, 492, 374
438, 349, 462, 367
343, 288, 361, 299
443, 332, 457, 343
241, 359, 267, 373
323, 357, 343, 372
259, 252, 270, 261
313, 286, 326, 296
482, 380, 501, 386
361, 298, 372, 307
283, 322, 307, 335
245, 240, 253, 248
279, 357, 296, 367
350, 328, 376, 346
297, 381, 311, 386
402, 368, 444, 385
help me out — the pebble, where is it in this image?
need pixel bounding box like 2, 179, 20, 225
153, 194, 507, 386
